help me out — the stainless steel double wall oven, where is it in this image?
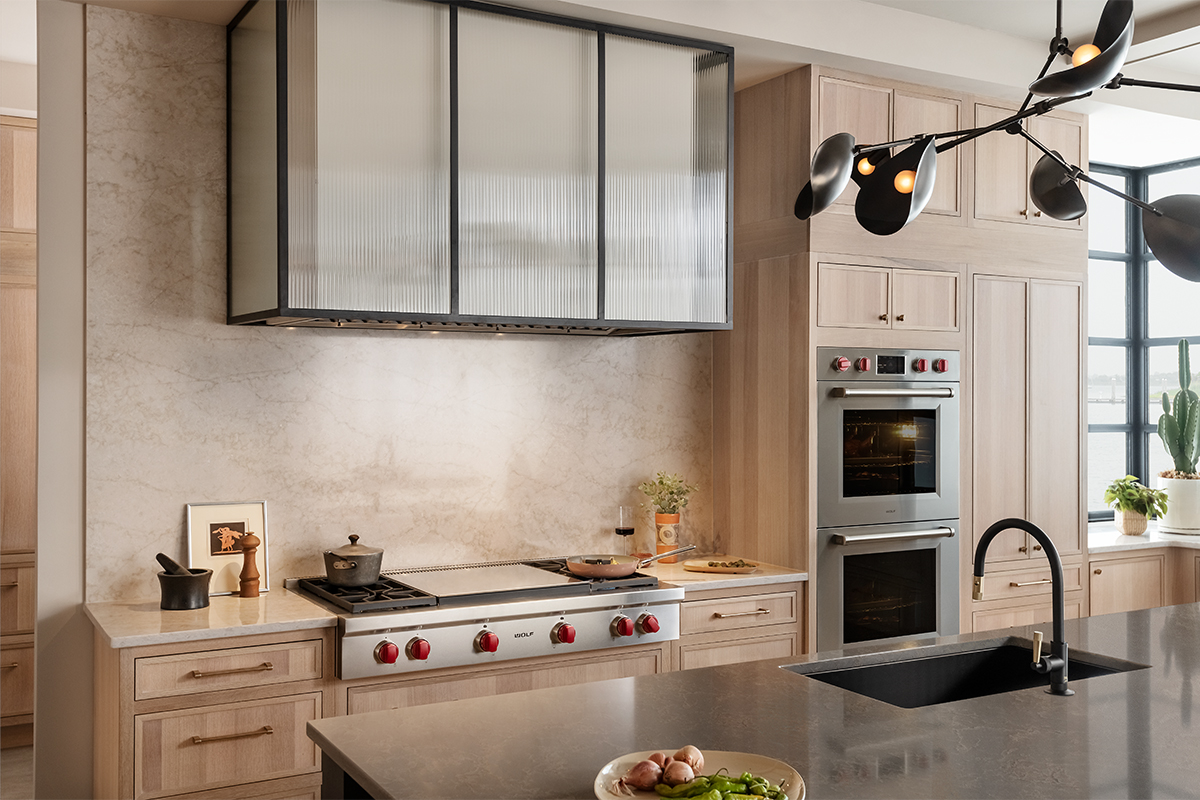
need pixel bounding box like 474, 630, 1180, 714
816, 347, 960, 651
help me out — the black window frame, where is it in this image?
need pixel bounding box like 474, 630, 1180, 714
1088, 157, 1200, 522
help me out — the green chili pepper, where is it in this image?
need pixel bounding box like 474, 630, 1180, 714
708, 779, 746, 794
654, 777, 711, 798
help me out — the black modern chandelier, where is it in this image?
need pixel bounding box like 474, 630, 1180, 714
794, 0, 1200, 281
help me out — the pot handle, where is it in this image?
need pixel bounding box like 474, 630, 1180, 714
331, 559, 358, 570
638, 544, 696, 567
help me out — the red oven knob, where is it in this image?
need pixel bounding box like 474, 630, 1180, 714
476, 630, 500, 653
553, 623, 576, 644
855, 357, 872, 373
612, 616, 634, 638
638, 614, 660, 634
406, 637, 431, 661
914, 358, 928, 373
374, 641, 400, 665
933, 358, 949, 373
833, 356, 851, 373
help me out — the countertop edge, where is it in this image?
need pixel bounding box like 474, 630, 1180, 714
1088, 522, 1200, 554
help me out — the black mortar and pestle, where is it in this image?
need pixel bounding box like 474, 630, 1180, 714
156, 552, 212, 610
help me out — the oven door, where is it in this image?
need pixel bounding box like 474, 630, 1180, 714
817, 381, 959, 528
816, 520, 960, 652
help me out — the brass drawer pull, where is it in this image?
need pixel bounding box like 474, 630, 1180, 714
1010, 579, 1053, 587
713, 609, 771, 619
1, 663, 18, 670
190, 725, 273, 745
896, 314, 905, 322
191, 662, 273, 679
0, 582, 19, 588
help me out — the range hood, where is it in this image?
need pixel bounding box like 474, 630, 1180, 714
227, 0, 733, 335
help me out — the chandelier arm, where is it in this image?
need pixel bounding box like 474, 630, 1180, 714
1018, 50, 1063, 116
1016, 128, 1163, 216
1108, 76, 1200, 93
933, 93, 1087, 154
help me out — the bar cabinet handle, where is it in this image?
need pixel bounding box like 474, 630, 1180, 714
190, 726, 273, 745
1, 663, 18, 670
1010, 579, 1053, 587
713, 609, 771, 619
191, 662, 273, 679
0, 582, 19, 588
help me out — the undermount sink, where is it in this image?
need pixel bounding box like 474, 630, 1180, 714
783, 637, 1149, 708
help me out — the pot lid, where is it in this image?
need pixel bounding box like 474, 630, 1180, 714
327, 534, 383, 558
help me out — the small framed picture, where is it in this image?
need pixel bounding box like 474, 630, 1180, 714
186, 501, 269, 595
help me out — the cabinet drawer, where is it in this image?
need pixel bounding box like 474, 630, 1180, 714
135, 640, 322, 701
134, 692, 322, 800
677, 631, 798, 671
972, 598, 1082, 633
681, 591, 797, 635
0, 564, 35, 634
0, 639, 34, 717
982, 564, 1081, 602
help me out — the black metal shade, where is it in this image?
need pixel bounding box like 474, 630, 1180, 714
853, 137, 938, 236
794, 132, 855, 220
1029, 152, 1087, 220
1143, 194, 1200, 281
1029, 0, 1133, 97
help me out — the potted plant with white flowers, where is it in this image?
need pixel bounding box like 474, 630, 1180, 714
1157, 339, 1200, 534
1103, 475, 1167, 536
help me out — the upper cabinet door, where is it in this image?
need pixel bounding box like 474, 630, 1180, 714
894, 92, 960, 217
1026, 116, 1083, 230
0, 121, 37, 233
818, 77, 891, 209
816, 263, 890, 329
891, 269, 958, 331
973, 103, 1030, 224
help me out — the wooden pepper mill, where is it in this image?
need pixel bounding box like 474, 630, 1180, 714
238, 532, 261, 598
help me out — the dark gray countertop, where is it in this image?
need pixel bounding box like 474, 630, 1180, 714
307, 603, 1200, 799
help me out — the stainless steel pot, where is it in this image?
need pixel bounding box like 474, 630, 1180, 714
322, 535, 384, 586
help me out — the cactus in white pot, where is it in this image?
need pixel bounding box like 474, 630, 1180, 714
1157, 340, 1200, 534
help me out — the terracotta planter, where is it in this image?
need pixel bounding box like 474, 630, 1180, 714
655, 513, 682, 562
1157, 475, 1200, 534
1114, 509, 1148, 536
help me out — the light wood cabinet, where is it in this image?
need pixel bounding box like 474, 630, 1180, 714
817, 76, 961, 218
0, 118, 36, 233
0, 557, 35, 634
972, 598, 1082, 633
94, 630, 334, 800
973, 103, 1083, 229
671, 583, 804, 671
1090, 554, 1166, 616
817, 263, 958, 331
971, 275, 1082, 566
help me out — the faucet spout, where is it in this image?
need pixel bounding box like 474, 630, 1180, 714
973, 518, 1074, 696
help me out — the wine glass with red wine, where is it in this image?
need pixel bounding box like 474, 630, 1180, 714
615, 505, 635, 555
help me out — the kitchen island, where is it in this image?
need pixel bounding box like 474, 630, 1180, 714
307, 602, 1200, 799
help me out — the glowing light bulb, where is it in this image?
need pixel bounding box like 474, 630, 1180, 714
1072, 43, 1101, 67
857, 157, 875, 176
894, 170, 916, 194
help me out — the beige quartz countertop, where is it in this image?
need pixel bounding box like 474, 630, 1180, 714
1089, 521, 1200, 554
640, 557, 807, 592
85, 588, 336, 649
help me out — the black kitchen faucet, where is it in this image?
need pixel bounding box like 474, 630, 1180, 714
973, 518, 1074, 696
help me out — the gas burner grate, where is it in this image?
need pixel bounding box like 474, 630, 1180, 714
297, 576, 437, 613
523, 558, 660, 591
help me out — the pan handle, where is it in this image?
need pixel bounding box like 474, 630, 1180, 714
638, 544, 697, 567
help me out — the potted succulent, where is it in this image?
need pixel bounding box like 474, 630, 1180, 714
638, 472, 698, 563
1103, 475, 1167, 536
1157, 339, 1200, 534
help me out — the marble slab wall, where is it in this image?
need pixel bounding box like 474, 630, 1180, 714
84, 6, 714, 603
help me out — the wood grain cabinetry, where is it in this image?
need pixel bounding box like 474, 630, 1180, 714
817, 76, 961, 217
1090, 553, 1166, 616
672, 584, 804, 671
973, 103, 1083, 229
817, 263, 958, 331
94, 630, 334, 800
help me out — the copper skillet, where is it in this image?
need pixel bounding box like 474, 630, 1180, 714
565, 545, 696, 578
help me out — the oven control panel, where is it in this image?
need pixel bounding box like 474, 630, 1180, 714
818, 347, 959, 382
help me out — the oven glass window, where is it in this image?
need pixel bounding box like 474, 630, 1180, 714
843, 548, 937, 644
842, 409, 936, 497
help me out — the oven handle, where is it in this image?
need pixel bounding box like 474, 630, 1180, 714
830, 387, 955, 398
832, 526, 956, 545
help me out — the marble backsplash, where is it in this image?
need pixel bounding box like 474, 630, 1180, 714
84, 6, 714, 603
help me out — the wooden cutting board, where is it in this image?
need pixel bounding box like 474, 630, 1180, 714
682, 558, 759, 574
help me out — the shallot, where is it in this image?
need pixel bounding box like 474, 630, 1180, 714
612, 759, 662, 795
647, 752, 668, 768
672, 745, 705, 773
662, 760, 695, 786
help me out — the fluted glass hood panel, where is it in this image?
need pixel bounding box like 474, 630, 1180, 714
604, 37, 728, 323
288, 0, 451, 315
457, 10, 598, 320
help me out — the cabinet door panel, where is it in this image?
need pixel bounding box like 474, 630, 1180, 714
816, 263, 890, 328
0, 563, 35, 633
0, 639, 33, 717
894, 92, 959, 216
1091, 556, 1165, 616
1028, 116, 1083, 229
972, 598, 1081, 632
892, 269, 958, 331
972, 276, 1028, 563
1, 280, 37, 554
973, 103, 1028, 223
677, 631, 797, 671
818, 78, 891, 208
1, 121, 37, 232
1027, 280, 1082, 556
